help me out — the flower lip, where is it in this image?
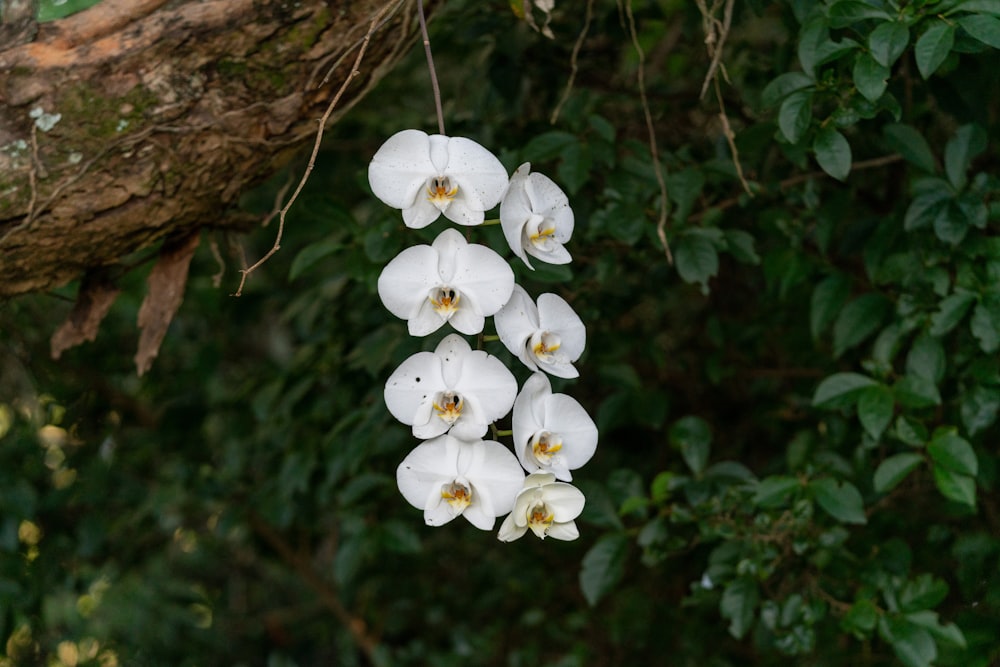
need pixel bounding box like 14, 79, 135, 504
494, 286, 585, 378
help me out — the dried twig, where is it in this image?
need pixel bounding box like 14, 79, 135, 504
697, 0, 734, 100
623, 0, 672, 264
417, 0, 445, 135
550, 0, 595, 125
249, 513, 379, 662
234, 1, 396, 296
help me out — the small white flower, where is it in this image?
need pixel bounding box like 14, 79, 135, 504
497, 472, 585, 541
500, 163, 574, 268
512, 373, 597, 480
384, 334, 517, 440
368, 129, 509, 228
494, 285, 586, 378
378, 228, 515, 337
397, 434, 525, 530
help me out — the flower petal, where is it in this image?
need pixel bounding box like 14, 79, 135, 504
542, 482, 586, 522
500, 163, 534, 266
442, 197, 487, 226
543, 394, 598, 471
402, 197, 444, 229
544, 521, 579, 541
512, 373, 551, 472
451, 243, 515, 317
377, 244, 441, 322
525, 171, 573, 240
445, 136, 509, 212
407, 299, 447, 337
494, 285, 541, 371
396, 436, 459, 509
497, 512, 528, 541
453, 350, 518, 424
434, 333, 471, 388
431, 228, 464, 282
537, 293, 586, 361
464, 440, 526, 517
368, 129, 435, 210
384, 352, 445, 427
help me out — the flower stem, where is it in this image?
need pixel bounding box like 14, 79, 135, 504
481, 218, 501, 226
482, 334, 500, 342
417, 0, 446, 135
494, 429, 513, 437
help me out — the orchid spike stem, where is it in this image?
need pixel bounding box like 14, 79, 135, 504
482, 335, 500, 342
417, 0, 446, 135
481, 218, 501, 226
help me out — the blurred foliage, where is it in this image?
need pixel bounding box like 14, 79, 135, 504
2, 0, 1000, 665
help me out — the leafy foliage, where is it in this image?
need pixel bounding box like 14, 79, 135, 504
1, 0, 999, 665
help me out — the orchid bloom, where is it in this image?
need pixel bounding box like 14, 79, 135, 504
368, 129, 509, 228
497, 472, 585, 541
500, 163, 574, 268
493, 285, 586, 378
397, 434, 526, 530
384, 334, 517, 440
512, 373, 597, 481
378, 228, 515, 337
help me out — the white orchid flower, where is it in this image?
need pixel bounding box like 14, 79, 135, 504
512, 373, 597, 481
500, 163, 574, 268
493, 285, 586, 378
397, 434, 526, 530
384, 333, 517, 440
497, 472, 585, 541
368, 129, 509, 228
378, 228, 515, 337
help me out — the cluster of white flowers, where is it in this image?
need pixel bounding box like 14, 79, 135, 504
369, 129, 598, 542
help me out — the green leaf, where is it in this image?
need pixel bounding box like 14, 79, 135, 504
905, 334, 946, 383
813, 372, 878, 409
904, 610, 967, 648
558, 141, 591, 195
675, 233, 719, 292
915, 22, 956, 79
670, 416, 712, 475
884, 124, 937, 173
900, 574, 949, 612
810, 478, 867, 524
778, 90, 813, 144
928, 430, 978, 476
853, 53, 889, 102
753, 475, 801, 507
832, 293, 892, 358
857, 384, 894, 440
814, 126, 853, 180
971, 300, 1000, 353
932, 466, 977, 508
894, 416, 929, 447
879, 616, 938, 667
828, 0, 892, 27
929, 292, 976, 336
666, 169, 705, 222
720, 578, 759, 639
811, 274, 852, 340
944, 124, 987, 190
958, 13, 1000, 47
522, 131, 577, 162
874, 453, 924, 494
761, 71, 815, 108
961, 385, 1000, 435
842, 598, 879, 638
933, 201, 968, 245
579, 533, 629, 606
894, 375, 942, 409
723, 230, 760, 265
952, 0, 1000, 15
869, 21, 911, 67
289, 238, 343, 281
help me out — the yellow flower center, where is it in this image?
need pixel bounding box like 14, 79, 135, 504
531, 430, 563, 465
429, 286, 460, 317
433, 391, 463, 425
427, 176, 458, 207
531, 331, 561, 361
527, 501, 554, 538
529, 225, 556, 248
441, 481, 472, 512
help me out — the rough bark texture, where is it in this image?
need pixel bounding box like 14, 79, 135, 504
0, 0, 415, 297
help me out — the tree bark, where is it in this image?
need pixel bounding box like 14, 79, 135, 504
0, 0, 414, 297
